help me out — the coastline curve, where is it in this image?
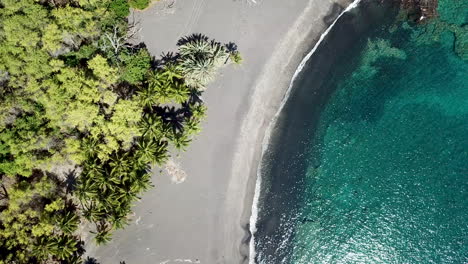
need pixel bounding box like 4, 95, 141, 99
244, 0, 363, 263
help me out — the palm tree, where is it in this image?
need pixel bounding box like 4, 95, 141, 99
153, 79, 175, 104
178, 36, 212, 58
48, 235, 78, 260
67, 254, 84, 264
93, 171, 116, 193
210, 40, 230, 67
139, 114, 164, 141
99, 191, 121, 211
187, 103, 207, 121
160, 63, 183, 82
171, 132, 191, 151
94, 229, 112, 245
82, 203, 104, 222
110, 202, 132, 229
109, 153, 131, 182
82, 137, 99, 158
230, 51, 243, 64
93, 222, 112, 245
148, 70, 163, 87
179, 56, 215, 88
135, 139, 157, 165
32, 237, 55, 261
177, 34, 230, 89
151, 73, 190, 105
56, 211, 80, 234
184, 118, 202, 135
224, 42, 242, 64
150, 140, 169, 166
83, 158, 104, 179
131, 170, 152, 192
139, 69, 187, 106
76, 178, 99, 201
115, 187, 139, 204
169, 81, 190, 104
137, 85, 158, 108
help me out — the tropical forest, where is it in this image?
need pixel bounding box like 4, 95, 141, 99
0, 0, 240, 263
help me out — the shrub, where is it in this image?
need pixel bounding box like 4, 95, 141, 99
230, 51, 243, 64
120, 49, 152, 84
129, 0, 151, 10
110, 0, 130, 18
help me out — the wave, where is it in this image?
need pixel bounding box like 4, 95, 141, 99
248, 0, 363, 263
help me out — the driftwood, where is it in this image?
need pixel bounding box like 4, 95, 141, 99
102, 21, 142, 54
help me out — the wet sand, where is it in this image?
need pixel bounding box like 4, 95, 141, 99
89, 0, 353, 263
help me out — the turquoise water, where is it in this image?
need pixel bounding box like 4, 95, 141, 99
292, 2, 468, 263
255, 0, 468, 263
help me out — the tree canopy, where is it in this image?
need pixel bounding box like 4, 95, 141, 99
0, 0, 240, 263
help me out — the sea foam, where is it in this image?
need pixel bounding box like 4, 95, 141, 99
248, 0, 363, 263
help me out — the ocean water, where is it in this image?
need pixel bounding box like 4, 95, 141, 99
254, 1, 468, 263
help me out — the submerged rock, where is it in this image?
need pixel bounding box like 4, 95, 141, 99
399, 0, 439, 22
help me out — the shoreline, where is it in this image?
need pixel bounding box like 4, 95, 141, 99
243, 1, 363, 262
89, 0, 354, 263
227, 0, 357, 263
248, 1, 402, 261
249, 1, 468, 262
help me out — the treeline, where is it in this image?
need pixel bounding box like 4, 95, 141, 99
0, 0, 240, 263
111, 0, 154, 12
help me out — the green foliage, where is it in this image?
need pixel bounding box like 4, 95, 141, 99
177, 34, 241, 88
129, 0, 152, 10
56, 211, 80, 234
230, 51, 243, 64
120, 49, 152, 84
110, 0, 131, 19
89, 54, 119, 84
0, 176, 82, 263
0, 0, 239, 262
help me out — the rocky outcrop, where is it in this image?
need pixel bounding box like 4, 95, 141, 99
400, 0, 438, 22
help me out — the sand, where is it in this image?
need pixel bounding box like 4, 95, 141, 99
88, 0, 353, 263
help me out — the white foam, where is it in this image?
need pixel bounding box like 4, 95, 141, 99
248, 0, 362, 263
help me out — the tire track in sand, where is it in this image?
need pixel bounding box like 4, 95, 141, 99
178, 0, 207, 39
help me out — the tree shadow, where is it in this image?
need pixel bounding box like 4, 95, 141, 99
83, 256, 126, 264
152, 52, 179, 69
224, 41, 238, 53
187, 89, 203, 105
152, 106, 185, 133
83, 257, 99, 264
64, 169, 78, 193
176, 33, 209, 46
113, 81, 138, 99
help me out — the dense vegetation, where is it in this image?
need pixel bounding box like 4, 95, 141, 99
128, 0, 151, 10
0, 0, 240, 263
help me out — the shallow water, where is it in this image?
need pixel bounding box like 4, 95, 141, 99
255, 0, 468, 263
